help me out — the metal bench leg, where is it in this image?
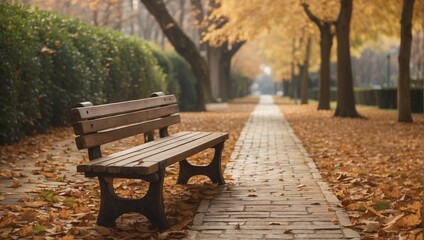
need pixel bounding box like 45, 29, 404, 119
96, 169, 169, 230
177, 142, 226, 185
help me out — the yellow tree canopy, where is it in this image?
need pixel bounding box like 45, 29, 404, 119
206, 0, 423, 77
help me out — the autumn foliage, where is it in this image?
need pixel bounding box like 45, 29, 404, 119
277, 97, 423, 239
0, 102, 255, 239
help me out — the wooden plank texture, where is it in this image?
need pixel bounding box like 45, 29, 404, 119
76, 131, 196, 172
106, 132, 216, 174
129, 132, 228, 175
77, 132, 204, 173
71, 95, 176, 121
73, 104, 179, 135
75, 115, 180, 149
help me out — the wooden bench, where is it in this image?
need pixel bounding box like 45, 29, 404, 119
70, 92, 228, 230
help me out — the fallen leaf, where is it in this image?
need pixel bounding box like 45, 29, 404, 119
0, 215, 13, 228
363, 221, 380, 233
20, 210, 37, 222
59, 209, 70, 220
18, 225, 33, 237
94, 225, 111, 236
24, 201, 48, 208
32, 223, 45, 234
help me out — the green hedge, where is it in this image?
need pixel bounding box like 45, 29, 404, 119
231, 73, 252, 98
0, 3, 167, 144
308, 87, 423, 112
165, 52, 197, 111
308, 87, 337, 102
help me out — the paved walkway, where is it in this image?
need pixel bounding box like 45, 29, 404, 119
187, 96, 360, 239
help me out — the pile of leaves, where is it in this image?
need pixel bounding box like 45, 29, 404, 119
0, 102, 255, 239
278, 99, 423, 240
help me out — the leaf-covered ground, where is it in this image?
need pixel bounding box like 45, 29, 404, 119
277, 98, 423, 240
0, 101, 256, 239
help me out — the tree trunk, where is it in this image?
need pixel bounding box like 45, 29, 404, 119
140, 0, 214, 111
208, 45, 223, 101
318, 23, 333, 110
301, 37, 312, 104
334, 0, 360, 117
397, 0, 414, 123
289, 38, 296, 99
302, 3, 333, 110
222, 52, 232, 100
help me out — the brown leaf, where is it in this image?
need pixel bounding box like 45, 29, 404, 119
0, 215, 13, 228
363, 221, 380, 233
61, 235, 75, 240
59, 208, 70, 220
39, 171, 57, 179
18, 225, 33, 237
73, 204, 90, 214
20, 210, 37, 222
8, 179, 21, 188
94, 225, 111, 236
67, 227, 79, 235
24, 201, 48, 208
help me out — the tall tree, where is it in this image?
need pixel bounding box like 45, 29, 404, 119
140, 0, 214, 111
301, 37, 312, 104
334, 0, 360, 117
302, 3, 334, 110
397, 0, 415, 122
191, 0, 245, 101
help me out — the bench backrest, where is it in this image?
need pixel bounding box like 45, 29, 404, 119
70, 92, 180, 150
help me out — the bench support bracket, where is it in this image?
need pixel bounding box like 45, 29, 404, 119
96, 168, 169, 230
177, 142, 226, 185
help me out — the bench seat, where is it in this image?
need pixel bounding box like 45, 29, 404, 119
78, 131, 228, 175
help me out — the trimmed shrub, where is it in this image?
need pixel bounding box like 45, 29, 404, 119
354, 88, 377, 106
231, 73, 252, 98
165, 52, 197, 111
0, 3, 166, 144
376, 88, 397, 109
308, 87, 337, 102
308, 86, 423, 113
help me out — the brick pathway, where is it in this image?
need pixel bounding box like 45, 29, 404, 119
187, 96, 360, 239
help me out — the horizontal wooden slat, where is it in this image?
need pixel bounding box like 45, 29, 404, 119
76, 131, 195, 172
128, 132, 229, 175
105, 132, 216, 174
76, 132, 203, 173
71, 95, 177, 121
75, 114, 180, 149
76, 132, 228, 175
73, 104, 179, 135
